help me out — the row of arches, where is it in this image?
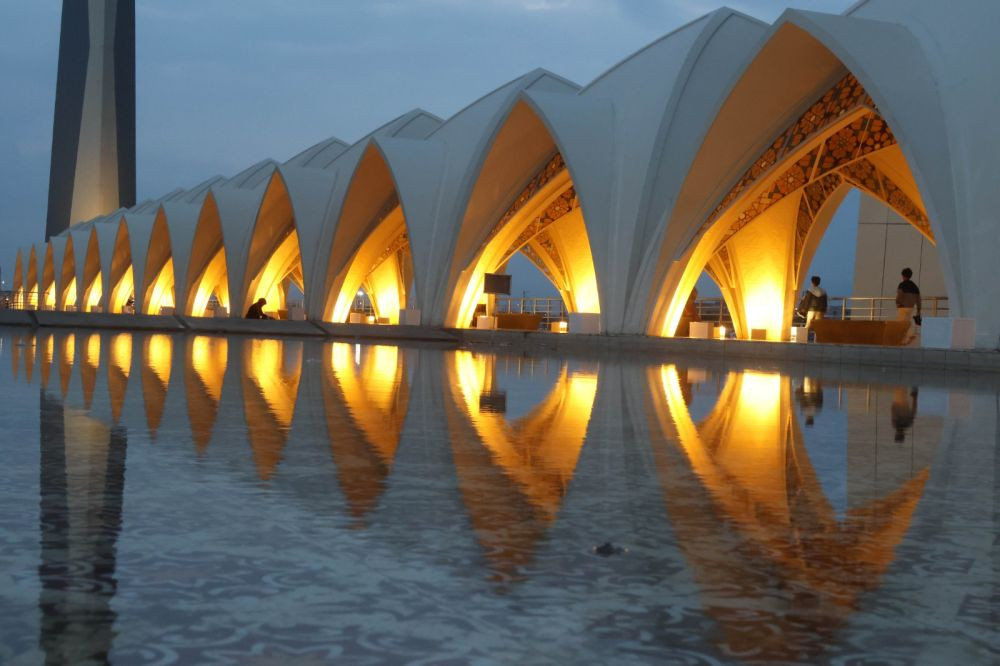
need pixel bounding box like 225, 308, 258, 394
13, 3, 995, 342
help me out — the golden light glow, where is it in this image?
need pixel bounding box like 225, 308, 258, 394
188, 248, 229, 316
646, 364, 934, 660
322, 342, 411, 519
145, 259, 175, 314
186, 335, 228, 452
448, 178, 600, 328
247, 230, 302, 316
141, 334, 173, 436
328, 205, 409, 325
62, 277, 78, 310
241, 338, 303, 479
448, 350, 596, 519
109, 266, 134, 313
84, 273, 103, 311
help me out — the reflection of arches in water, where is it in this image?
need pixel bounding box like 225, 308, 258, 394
141, 334, 173, 437
107, 333, 132, 423
240, 338, 303, 480
10, 332, 36, 383
57, 333, 76, 398
80, 333, 101, 409
646, 366, 929, 661
184, 336, 228, 453
322, 343, 410, 523
444, 350, 597, 580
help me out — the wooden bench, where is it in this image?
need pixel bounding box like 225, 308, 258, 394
495, 313, 544, 331
811, 319, 910, 345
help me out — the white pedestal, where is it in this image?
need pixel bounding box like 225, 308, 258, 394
399, 308, 421, 326
89, 305, 103, 313
349, 312, 365, 324
287, 302, 305, 321
211, 304, 228, 318
689, 321, 712, 339
921, 317, 975, 349
568, 312, 601, 335
476, 315, 496, 330
790, 326, 809, 343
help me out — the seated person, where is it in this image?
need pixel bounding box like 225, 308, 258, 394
245, 297, 272, 320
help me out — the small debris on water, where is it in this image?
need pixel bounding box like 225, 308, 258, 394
593, 541, 627, 557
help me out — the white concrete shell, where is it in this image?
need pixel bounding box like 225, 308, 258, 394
26, 0, 999, 346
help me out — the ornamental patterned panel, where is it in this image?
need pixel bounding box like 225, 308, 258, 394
858, 115, 895, 157
840, 158, 884, 199
520, 242, 562, 287
877, 169, 933, 238
700, 73, 881, 237
484, 152, 566, 246
803, 173, 842, 218
794, 196, 813, 267
498, 186, 578, 266
367, 229, 409, 276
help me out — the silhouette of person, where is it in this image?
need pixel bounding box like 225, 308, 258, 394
891, 387, 918, 442
245, 297, 271, 320
795, 377, 824, 426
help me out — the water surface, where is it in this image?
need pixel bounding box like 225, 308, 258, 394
0, 328, 996, 664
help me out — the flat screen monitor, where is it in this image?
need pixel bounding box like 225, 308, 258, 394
484, 273, 511, 295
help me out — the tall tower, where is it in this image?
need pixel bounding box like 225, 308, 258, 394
45, 0, 135, 240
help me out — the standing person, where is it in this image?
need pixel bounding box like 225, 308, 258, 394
896, 268, 921, 344
796, 275, 828, 329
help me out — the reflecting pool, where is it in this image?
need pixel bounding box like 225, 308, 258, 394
0, 328, 996, 664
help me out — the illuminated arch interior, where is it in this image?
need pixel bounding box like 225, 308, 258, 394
141, 212, 176, 314
41, 245, 56, 309
244, 176, 303, 318
107, 221, 135, 314
448, 150, 601, 329
324, 145, 413, 325
185, 194, 230, 317
25, 248, 39, 308
662, 73, 934, 340
58, 239, 77, 311
80, 228, 103, 312
443, 101, 601, 329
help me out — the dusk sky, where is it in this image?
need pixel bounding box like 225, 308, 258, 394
0, 0, 858, 297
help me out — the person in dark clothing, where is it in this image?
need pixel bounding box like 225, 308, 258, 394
891, 387, 919, 442
896, 268, 921, 344
245, 297, 271, 320
796, 275, 828, 329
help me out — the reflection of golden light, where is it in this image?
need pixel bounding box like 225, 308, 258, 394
242, 339, 303, 479
445, 351, 597, 581
41, 334, 55, 387
58, 333, 75, 396
142, 334, 173, 436
189, 336, 227, 403
186, 336, 228, 452
85, 333, 100, 369
107, 333, 132, 422
647, 364, 933, 661
323, 342, 410, 520
450, 350, 595, 519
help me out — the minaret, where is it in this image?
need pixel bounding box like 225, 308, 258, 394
45, 0, 135, 240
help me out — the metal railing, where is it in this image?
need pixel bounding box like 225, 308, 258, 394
494, 296, 568, 330
693, 295, 949, 327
